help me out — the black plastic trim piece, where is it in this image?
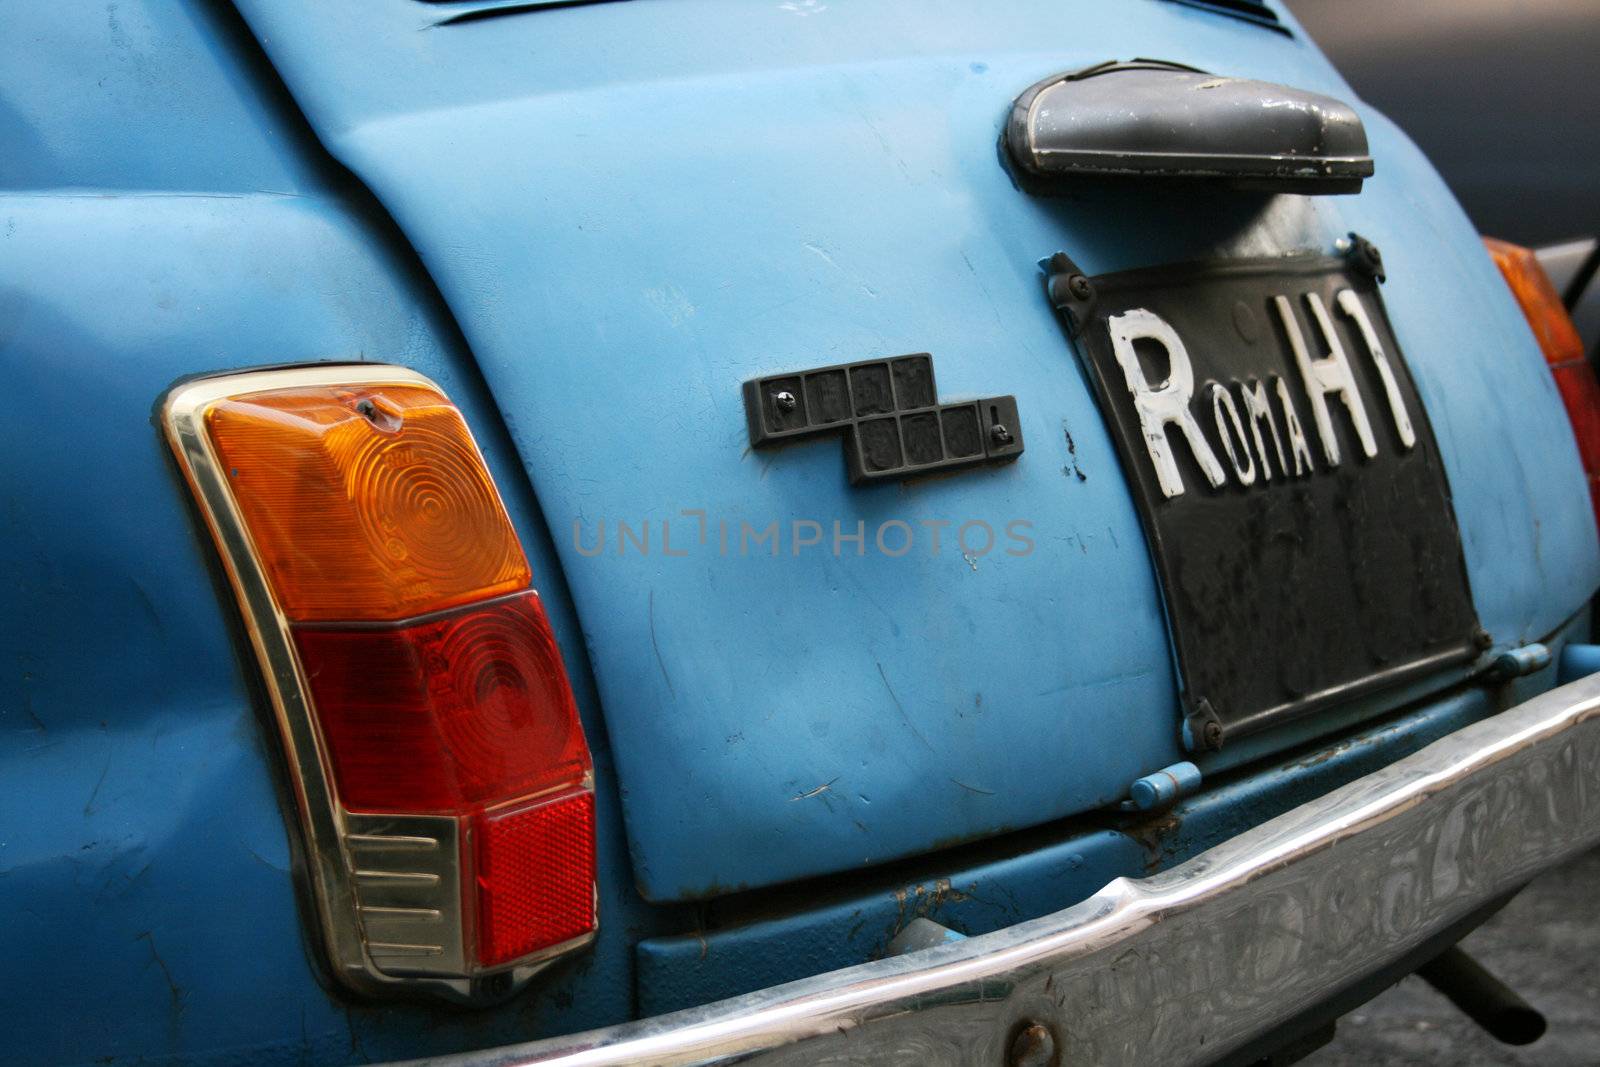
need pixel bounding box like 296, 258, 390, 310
1162, 0, 1290, 36
1007, 59, 1372, 195
743, 355, 1023, 485
421, 0, 631, 28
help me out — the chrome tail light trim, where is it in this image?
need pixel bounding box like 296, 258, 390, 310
164, 364, 591, 1004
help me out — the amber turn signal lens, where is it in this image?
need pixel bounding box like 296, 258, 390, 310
205, 383, 530, 621
1486, 237, 1600, 534
1484, 238, 1586, 367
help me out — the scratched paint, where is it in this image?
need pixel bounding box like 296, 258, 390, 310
231, 0, 1596, 902
5, 1, 1597, 1063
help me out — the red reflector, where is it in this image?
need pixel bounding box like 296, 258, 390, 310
293, 590, 591, 815
474, 790, 598, 968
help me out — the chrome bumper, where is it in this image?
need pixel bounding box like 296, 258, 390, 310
402, 674, 1600, 1067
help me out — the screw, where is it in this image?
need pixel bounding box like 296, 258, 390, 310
774, 390, 798, 413
1474, 627, 1494, 651
354, 397, 401, 433
1344, 233, 1386, 282
989, 423, 1013, 446
1048, 272, 1094, 309
1203, 719, 1224, 751
1008, 1021, 1057, 1067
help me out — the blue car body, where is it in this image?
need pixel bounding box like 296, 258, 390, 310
2, 2, 1595, 1064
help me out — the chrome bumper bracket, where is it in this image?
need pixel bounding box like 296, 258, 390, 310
399, 673, 1600, 1067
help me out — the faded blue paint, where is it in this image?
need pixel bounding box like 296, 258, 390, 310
227, 0, 1600, 903
632, 620, 1589, 1019
0, 3, 686, 1063
1, 1, 1596, 1064
1559, 642, 1600, 683
1130, 612, 1588, 875
1136, 690, 1500, 874
636, 829, 1147, 1017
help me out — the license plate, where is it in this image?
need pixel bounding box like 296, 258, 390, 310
1069, 256, 1479, 745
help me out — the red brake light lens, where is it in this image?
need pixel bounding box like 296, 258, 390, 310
294, 591, 591, 815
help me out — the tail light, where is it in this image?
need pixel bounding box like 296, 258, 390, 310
164, 365, 595, 1002
1485, 238, 1600, 535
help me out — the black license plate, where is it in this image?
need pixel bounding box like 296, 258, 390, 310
1068, 256, 1479, 746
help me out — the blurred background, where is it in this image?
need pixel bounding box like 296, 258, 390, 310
1285, 3, 1598, 1062
1289, 0, 1599, 357
1289, 0, 1596, 246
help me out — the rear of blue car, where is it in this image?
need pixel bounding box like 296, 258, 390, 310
3, 2, 1598, 1064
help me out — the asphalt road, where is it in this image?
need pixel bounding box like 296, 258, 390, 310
1305, 848, 1600, 1065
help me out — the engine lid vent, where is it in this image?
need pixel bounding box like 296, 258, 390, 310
1162, 0, 1291, 35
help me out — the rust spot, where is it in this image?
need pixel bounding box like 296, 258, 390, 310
1119, 810, 1184, 875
